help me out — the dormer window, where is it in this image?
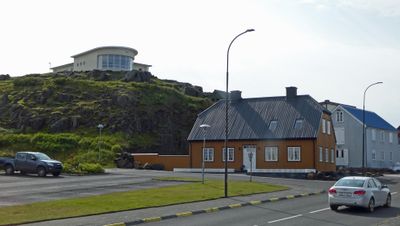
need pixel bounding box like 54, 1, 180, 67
269, 120, 278, 131
336, 110, 343, 122
294, 119, 303, 129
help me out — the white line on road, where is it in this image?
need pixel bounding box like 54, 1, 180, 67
391, 192, 398, 195
268, 214, 303, 224
309, 207, 330, 214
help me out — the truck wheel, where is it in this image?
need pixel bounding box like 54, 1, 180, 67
5, 165, 14, 175
37, 167, 47, 177
52, 172, 60, 177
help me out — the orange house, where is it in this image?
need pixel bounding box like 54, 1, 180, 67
186, 87, 336, 175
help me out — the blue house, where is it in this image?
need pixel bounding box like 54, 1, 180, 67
331, 105, 398, 169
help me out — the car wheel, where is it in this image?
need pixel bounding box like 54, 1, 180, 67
330, 205, 339, 211
5, 165, 14, 175
367, 198, 375, 212
384, 194, 391, 208
37, 167, 47, 177
20, 171, 26, 175
52, 172, 60, 177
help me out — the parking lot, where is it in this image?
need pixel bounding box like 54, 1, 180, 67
0, 169, 185, 207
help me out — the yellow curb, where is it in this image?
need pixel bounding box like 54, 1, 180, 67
205, 207, 220, 212
250, 200, 262, 205
143, 217, 162, 223
176, 211, 193, 217
286, 195, 295, 199
229, 203, 242, 208
270, 197, 279, 202
103, 223, 126, 226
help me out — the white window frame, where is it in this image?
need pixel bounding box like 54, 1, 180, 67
336, 111, 343, 122
390, 152, 393, 161
322, 119, 326, 133
269, 120, 278, 131
327, 121, 331, 135
222, 147, 234, 162
325, 148, 329, 163
203, 148, 214, 162
372, 150, 376, 161
319, 147, 323, 162
389, 133, 393, 143
381, 151, 385, 161
287, 147, 301, 162
294, 119, 303, 129
380, 131, 385, 143
331, 149, 335, 163
372, 129, 376, 141
265, 146, 278, 162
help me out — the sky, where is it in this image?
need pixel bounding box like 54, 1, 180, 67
1, 0, 399, 127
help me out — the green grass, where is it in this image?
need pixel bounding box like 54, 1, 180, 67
0, 178, 287, 225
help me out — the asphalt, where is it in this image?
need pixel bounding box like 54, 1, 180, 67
23, 177, 330, 226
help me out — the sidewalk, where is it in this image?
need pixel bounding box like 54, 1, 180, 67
24, 180, 327, 226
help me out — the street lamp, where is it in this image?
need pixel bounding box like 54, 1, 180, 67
200, 124, 211, 184
362, 82, 383, 174
225, 29, 254, 198
97, 124, 104, 162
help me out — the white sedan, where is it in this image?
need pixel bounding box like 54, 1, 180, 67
328, 176, 391, 212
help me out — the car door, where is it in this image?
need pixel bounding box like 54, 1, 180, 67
25, 154, 37, 173
15, 153, 26, 171
372, 178, 386, 205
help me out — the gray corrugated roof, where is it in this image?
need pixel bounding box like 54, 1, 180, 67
187, 95, 325, 141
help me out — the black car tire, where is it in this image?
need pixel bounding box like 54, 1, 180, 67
37, 166, 47, 177
52, 172, 60, 177
384, 194, 391, 208
330, 205, 339, 211
367, 198, 375, 212
5, 165, 14, 175
20, 171, 26, 175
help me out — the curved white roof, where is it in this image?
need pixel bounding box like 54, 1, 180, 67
71, 46, 138, 58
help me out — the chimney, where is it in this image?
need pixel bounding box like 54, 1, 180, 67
286, 86, 297, 99
230, 90, 242, 102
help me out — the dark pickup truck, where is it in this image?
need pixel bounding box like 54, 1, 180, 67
0, 152, 63, 177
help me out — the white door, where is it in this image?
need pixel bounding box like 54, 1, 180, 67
243, 146, 256, 171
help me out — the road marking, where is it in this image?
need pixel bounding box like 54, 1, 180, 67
309, 207, 330, 214
268, 214, 303, 224
391, 192, 398, 196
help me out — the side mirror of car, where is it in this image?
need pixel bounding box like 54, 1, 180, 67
381, 184, 388, 189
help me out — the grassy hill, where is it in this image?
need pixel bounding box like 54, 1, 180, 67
0, 71, 213, 168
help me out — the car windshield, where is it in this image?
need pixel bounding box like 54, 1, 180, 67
335, 179, 365, 188
35, 153, 51, 160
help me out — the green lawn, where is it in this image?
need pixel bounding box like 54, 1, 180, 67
0, 178, 287, 225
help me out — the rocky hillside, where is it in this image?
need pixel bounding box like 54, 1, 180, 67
0, 71, 214, 154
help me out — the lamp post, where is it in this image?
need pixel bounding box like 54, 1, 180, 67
97, 124, 104, 162
225, 29, 254, 198
200, 124, 211, 184
362, 82, 382, 174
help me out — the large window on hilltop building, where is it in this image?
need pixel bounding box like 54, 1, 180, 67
98, 54, 133, 71
288, 147, 301, 161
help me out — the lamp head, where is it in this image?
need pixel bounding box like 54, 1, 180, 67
246, 29, 255, 32
200, 124, 211, 129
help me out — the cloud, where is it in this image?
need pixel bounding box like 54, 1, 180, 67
301, 0, 400, 17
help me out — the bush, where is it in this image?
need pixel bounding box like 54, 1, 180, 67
63, 162, 104, 174
31, 133, 79, 154
12, 77, 43, 87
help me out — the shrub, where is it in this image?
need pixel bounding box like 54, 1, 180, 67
79, 163, 104, 174
12, 77, 43, 87
111, 144, 122, 153
31, 133, 80, 154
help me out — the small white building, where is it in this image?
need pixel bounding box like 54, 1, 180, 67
51, 46, 151, 73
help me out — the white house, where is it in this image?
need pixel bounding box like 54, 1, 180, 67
51, 46, 151, 72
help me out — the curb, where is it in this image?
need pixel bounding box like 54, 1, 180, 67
104, 190, 326, 226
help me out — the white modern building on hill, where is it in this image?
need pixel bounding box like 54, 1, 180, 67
51, 46, 151, 72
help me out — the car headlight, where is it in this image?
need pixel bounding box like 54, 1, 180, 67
47, 163, 54, 167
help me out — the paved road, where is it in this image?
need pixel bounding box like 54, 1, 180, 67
142, 190, 400, 226
4, 169, 399, 226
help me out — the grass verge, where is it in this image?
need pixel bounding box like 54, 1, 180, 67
0, 178, 287, 225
